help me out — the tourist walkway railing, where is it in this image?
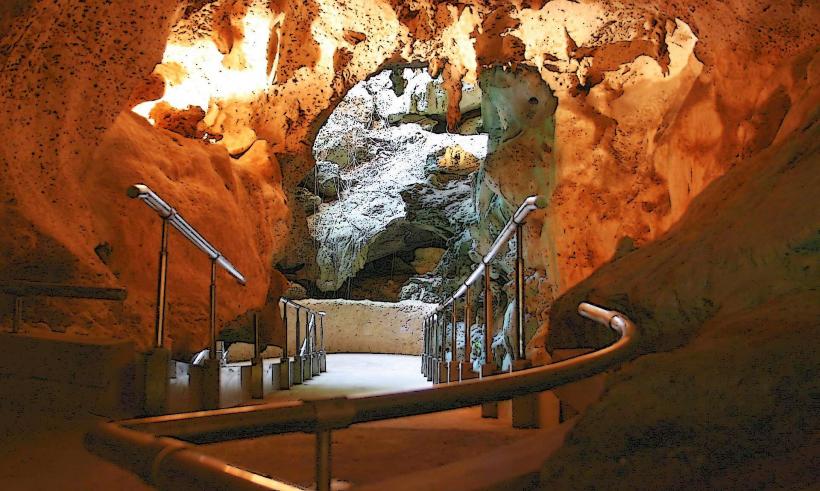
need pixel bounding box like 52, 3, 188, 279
127, 184, 245, 356
422, 195, 545, 383
85, 301, 637, 491
1, 280, 127, 333
279, 298, 326, 385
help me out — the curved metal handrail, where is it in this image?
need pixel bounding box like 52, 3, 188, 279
128, 183, 246, 353
423, 195, 546, 382
128, 184, 245, 284
86, 302, 637, 491
439, 195, 546, 309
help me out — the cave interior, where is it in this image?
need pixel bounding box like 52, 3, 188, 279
0, 0, 818, 489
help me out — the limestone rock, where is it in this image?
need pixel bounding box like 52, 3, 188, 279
301, 161, 342, 201
294, 187, 322, 215
411, 247, 446, 274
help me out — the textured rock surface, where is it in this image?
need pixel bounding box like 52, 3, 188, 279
296, 299, 437, 355
305, 76, 487, 292
541, 107, 819, 489
1, 0, 818, 483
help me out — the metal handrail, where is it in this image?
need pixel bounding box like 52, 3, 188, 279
1, 280, 127, 333
128, 184, 245, 353
423, 195, 546, 383
439, 195, 546, 309
86, 302, 637, 491
128, 184, 245, 283
278, 298, 326, 384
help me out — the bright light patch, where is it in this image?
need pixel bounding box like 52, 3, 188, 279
133, 8, 274, 123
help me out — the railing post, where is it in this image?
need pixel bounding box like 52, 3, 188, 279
319, 312, 327, 372
511, 223, 538, 427
155, 217, 170, 348
460, 285, 475, 381
293, 306, 303, 385
449, 300, 457, 383
209, 258, 217, 361
515, 223, 526, 361
279, 302, 291, 389
316, 430, 332, 491
438, 312, 449, 384
424, 314, 435, 382
430, 315, 437, 383
303, 309, 313, 381
481, 265, 494, 377
250, 312, 265, 399
311, 312, 320, 376
144, 217, 172, 416
202, 258, 222, 410
480, 264, 498, 418
421, 317, 426, 375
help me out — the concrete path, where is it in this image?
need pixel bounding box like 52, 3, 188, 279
259, 353, 432, 402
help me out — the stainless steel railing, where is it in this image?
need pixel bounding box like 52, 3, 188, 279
279, 298, 327, 384
128, 184, 245, 355
85, 302, 637, 491
423, 195, 546, 383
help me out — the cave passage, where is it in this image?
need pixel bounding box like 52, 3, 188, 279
295, 68, 488, 303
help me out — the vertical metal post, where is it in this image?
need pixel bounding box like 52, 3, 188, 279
209, 258, 217, 360
279, 301, 292, 390
282, 303, 289, 360
303, 308, 313, 380
484, 264, 493, 367
421, 317, 427, 374
421, 317, 430, 377
430, 315, 435, 377
305, 309, 310, 355
312, 312, 318, 355
451, 301, 457, 361
440, 313, 446, 360
480, 264, 498, 416
515, 224, 526, 360
320, 313, 325, 353
464, 285, 472, 363
154, 218, 169, 348
12, 296, 22, 333
311, 311, 320, 376
293, 305, 303, 385
316, 430, 332, 491
432, 313, 439, 384
295, 307, 301, 357
319, 312, 327, 373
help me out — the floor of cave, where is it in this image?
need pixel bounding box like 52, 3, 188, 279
254, 353, 432, 401
0, 354, 557, 489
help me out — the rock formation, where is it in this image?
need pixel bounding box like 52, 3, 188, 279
1, 0, 817, 484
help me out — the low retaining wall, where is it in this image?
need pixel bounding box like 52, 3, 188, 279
0, 330, 136, 416
296, 300, 437, 355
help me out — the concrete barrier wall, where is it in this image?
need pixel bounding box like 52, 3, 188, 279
292, 300, 437, 355
0, 330, 136, 416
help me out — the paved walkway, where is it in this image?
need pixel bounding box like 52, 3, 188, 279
204, 354, 555, 489
0, 354, 559, 490
260, 353, 432, 402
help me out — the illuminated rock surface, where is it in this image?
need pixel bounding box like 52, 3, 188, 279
0, 0, 818, 486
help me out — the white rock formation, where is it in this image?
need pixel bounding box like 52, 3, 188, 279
308, 73, 487, 292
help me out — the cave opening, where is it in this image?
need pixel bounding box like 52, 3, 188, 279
295, 67, 489, 303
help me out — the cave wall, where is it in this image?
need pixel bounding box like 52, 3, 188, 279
0, 0, 289, 356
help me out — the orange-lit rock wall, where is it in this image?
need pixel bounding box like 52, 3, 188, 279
0, 0, 288, 356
